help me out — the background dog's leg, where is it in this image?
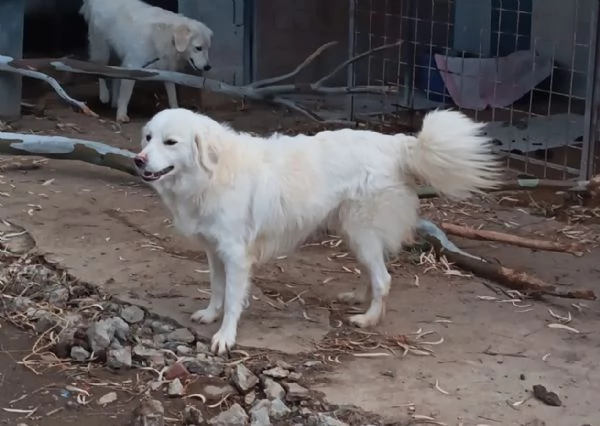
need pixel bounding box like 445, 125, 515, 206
110, 79, 120, 109
87, 27, 111, 104
346, 233, 391, 328
210, 253, 251, 355
164, 82, 178, 109
116, 79, 135, 123
191, 251, 224, 323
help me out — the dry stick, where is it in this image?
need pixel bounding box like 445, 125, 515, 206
0, 132, 137, 176
0, 59, 97, 117
417, 220, 597, 301
0, 41, 402, 125
440, 222, 585, 256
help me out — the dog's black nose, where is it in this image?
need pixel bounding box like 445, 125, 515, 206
203, 64, 212, 71
134, 155, 146, 169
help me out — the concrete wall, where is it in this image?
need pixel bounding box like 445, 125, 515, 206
531, 0, 595, 99
253, 0, 349, 85
179, 0, 248, 85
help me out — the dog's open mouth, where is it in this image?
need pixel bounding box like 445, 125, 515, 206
140, 166, 174, 182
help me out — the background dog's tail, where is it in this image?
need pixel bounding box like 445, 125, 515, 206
404, 109, 501, 200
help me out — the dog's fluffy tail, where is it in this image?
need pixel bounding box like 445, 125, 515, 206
404, 109, 501, 200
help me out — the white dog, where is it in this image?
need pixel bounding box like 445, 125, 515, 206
80, 0, 213, 123
134, 108, 500, 355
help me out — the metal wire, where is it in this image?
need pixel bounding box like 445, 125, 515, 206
349, 0, 600, 179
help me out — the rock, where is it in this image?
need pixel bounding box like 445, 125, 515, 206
232, 364, 259, 393
133, 344, 163, 359
262, 367, 289, 379
284, 382, 309, 401
168, 378, 185, 397
132, 399, 164, 426
97, 391, 118, 406
275, 360, 294, 370
263, 378, 285, 400
107, 346, 132, 369
9, 296, 33, 312
32, 310, 56, 333
309, 414, 349, 426
250, 400, 271, 426
244, 391, 256, 405
166, 328, 195, 344
183, 405, 204, 425
269, 399, 291, 420
120, 305, 145, 324
196, 341, 209, 353
177, 345, 193, 356
288, 372, 302, 381
87, 317, 130, 353
203, 383, 237, 400
303, 360, 322, 368
208, 403, 249, 425
149, 320, 175, 334
164, 362, 190, 380
70, 346, 90, 362
47, 286, 69, 305
184, 359, 224, 377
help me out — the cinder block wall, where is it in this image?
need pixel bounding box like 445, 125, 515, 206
254, 0, 349, 85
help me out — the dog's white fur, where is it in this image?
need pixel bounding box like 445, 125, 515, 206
136, 108, 500, 355
80, 0, 213, 122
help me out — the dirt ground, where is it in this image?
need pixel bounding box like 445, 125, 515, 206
2, 83, 600, 425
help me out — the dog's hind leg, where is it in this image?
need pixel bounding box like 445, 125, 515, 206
164, 82, 179, 109
87, 26, 111, 104
191, 250, 225, 324
210, 248, 252, 355
346, 232, 391, 328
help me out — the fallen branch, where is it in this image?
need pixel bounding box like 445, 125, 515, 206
417, 220, 597, 301
0, 59, 97, 118
439, 222, 584, 256
0, 40, 402, 125
416, 177, 595, 198
0, 132, 136, 176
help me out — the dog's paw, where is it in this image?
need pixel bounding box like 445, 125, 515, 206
349, 313, 378, 328
116, 113, 130, 123
210, 328, 236, 355
190, 308, 221, 324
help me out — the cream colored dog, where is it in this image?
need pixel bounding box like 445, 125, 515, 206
134, 108, 500, 355
80, 0, 213, 123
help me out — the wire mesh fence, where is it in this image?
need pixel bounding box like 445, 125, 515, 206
347, 0, 600, 179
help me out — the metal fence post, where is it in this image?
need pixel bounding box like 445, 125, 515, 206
0, 0, 25, 120
582, 0, 600, 179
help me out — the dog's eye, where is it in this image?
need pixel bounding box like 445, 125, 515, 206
164, 139, 178, 146
195, 46, 203, 51
145, 134, 151, 142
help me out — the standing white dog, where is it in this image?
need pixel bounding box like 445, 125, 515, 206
80, 0, 213, 123
134, 108, 500, 355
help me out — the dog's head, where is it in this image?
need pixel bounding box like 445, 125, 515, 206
171, 21, 213, 72
134, 108, 220, 186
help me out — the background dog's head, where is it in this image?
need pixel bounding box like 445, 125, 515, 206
152, 19, 213, 72
172, 20, 213, 72
134, 108, 220, 186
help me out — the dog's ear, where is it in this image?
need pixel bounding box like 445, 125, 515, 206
195, 134, 218, 176
173, 25, 192, 53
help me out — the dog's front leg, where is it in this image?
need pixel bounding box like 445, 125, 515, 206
164, 82, 178, 109
191, 250, 224, 324
210, 251, 251, 355
116, 79, 136, 123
